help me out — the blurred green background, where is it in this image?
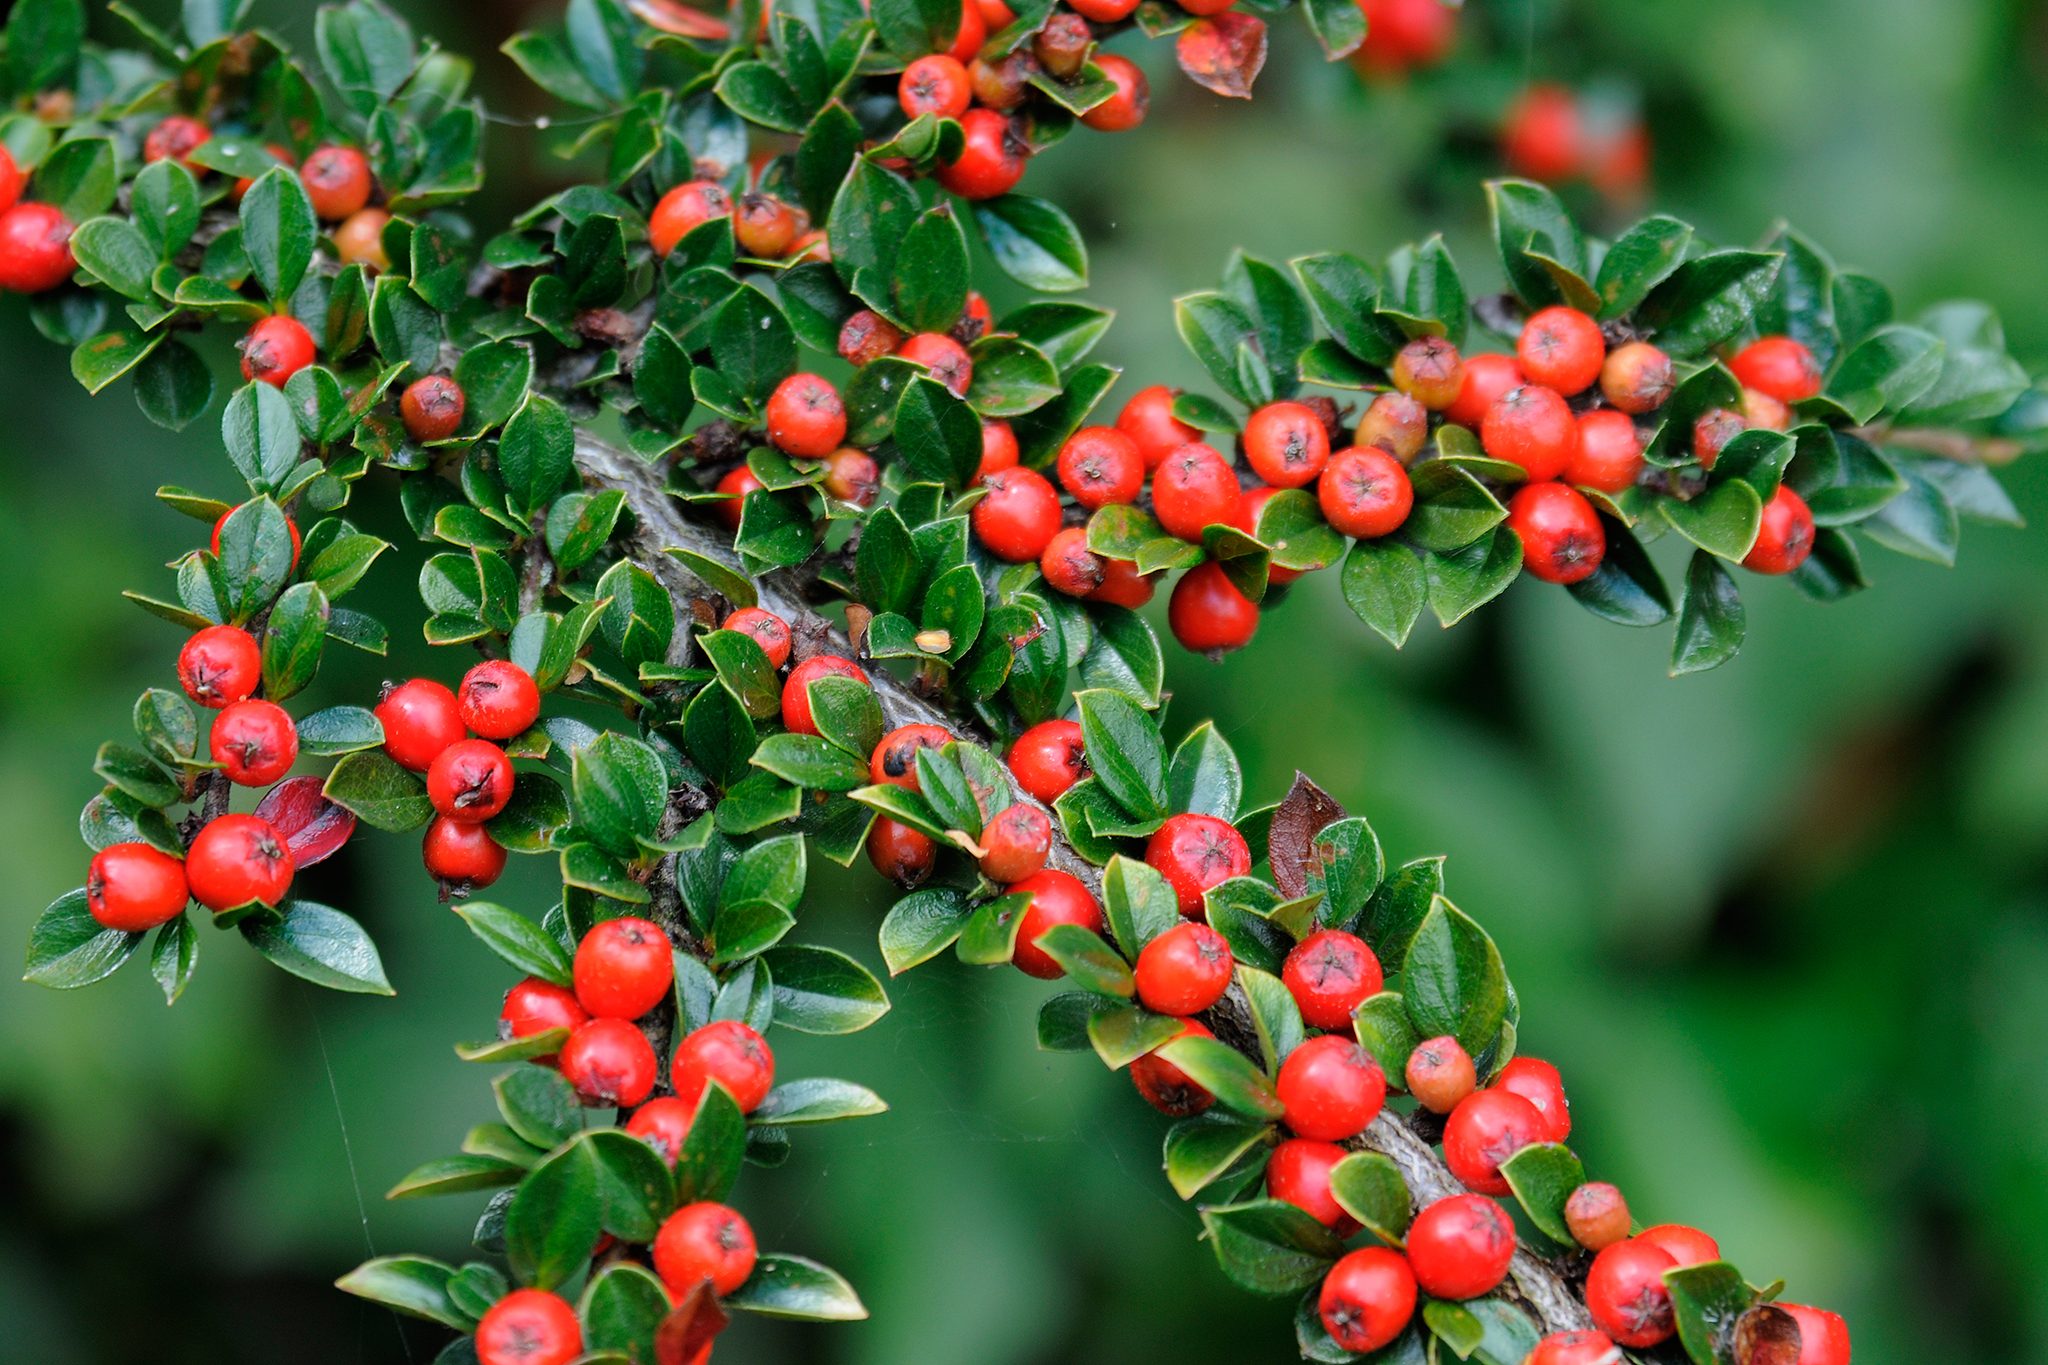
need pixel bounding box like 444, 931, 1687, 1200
7, 0, 2048, 1360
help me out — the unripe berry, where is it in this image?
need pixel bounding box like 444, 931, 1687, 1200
1779, 1304, 1852, 1365
971, 467, 1062, 562
1116, 385, 1199, 468
1482, 385, 1579, 480
867, 817, 936, 886
1134, 920, 1233, 1015
400, 375, 466, 442
422, 815, 507, 892
1743, 486, 1816, 575
1585, 1239, 1678, 1348
938, 108, 1028, 200
1319, 446, 1414, 538
649, 180, 732, 257
1567, 409, 1645, 493
476, 1288, 582, 1365
1282, 929, 1383, 1030
899, 54, 973, 119
1741, 385, 1790, 432
1692, 407, 1746, 469
460, 660, 542, 739
240, 315, 316, 387
1168, 561, 1259, 656
1009, 868, 1104, 979
1040, 525, 1106, 598
1234, 487, 1301, 587
1130, 1016, 1214, 1115
1406, 1193, 1517, 1299
1518, 306, 1606, 395
573, 916, 674, 1020
714, 465, 764, 530
1496, 1056, 1570, 1142
733, 192, 801, 259
300, 144, 374, 220
1008, 719, 1086, 803
211, 699, 298, 786
1443, 352, 1523, 429
1405, 1035, 1477, 1113
1730, 335, 1824, 402
1442, 1087, 1545, 1194
1152, 443, 1241, 541
1243, 401, 1331, 489
870, 723, 952, 790
1277, 1034, 1386, 1141
1600, 340, 1674, 414
0, 201, 77, 293
1080, 54, 1149, 133
1636, 1223, 1720, 1268
1057, 426, 1146, 508
672, 1019, 775, 1113
654, 1202, 758, 1298
969, 51, 1037, 111
1032, 12, 1093, 80
1269, 1138, 1362, 1234
178, 624, 262, 708
626, 1096, 697, 1164
897, 330, 973, 396
1508, 482, 1606, 586
187, 813, 296, 911
1527, 1330, 1622, 1365
332, 207, 391, 270
1091, 555, 1157, 608
1565, 1182, 1631, 1252
1316, 1246, 1415, 1354
977, 420, 1020, 482
559, 1016, 657, 1108
838, 309, 906, 366
377, 678, 465, 771
821, 446, 879, 506
765, 373, 847, 457
143, 116, 210, 169
501, 977, 588, 1059
1145, 813, 1251, 918
87, 842, 189, 931
722, 607, 792, 669
1392, 336, 1465, 410
1354, 392, 1428, 464
781, 655, 869, 736
1503, 83, 1582, 183
427, 738, 515, 822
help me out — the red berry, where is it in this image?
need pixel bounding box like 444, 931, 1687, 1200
333, 207, 391, 270
376, 678, 465, 771
476, 1288, 582, 1365
1008, 719, 1086, 803
1496, 1056, 1570, 1142
301, 144, 374, 220
1391, 336, 1465, 410
944, 0, 987, 60
1600, 341, 1674, 414
1780, 1304, 1852, 1365
143, 116, 210, 168
649, 180, 732, 257
1009, 868, 1104, 979
559, 1016, 657, 1108
422, 815, 507, 892
1234, 487, 1302, 586
1503, 83, 1582, 183
938, 108, 1028, 199
870, 723, 952, 790
1442, 1087, 1544, 1194
1507, 482, 1606, 586
240, 315, 316, 387
962, 290, 994, 334
1443, 352, 1523, 429
1144, 812, 1251, 917
1405, 1035, 1477, 1114
625, 1096, 697, 1164
1637, 1223, 1719, 1268
1354, 392, 1428, 463
1243, 401, 1331, 489
1057, 426, 1145, 508
979, 802, 1052, 883
1281, 929, 1383, 1030
209, 505, 303, 570
1743, 485, 1816, 575
0, 145, 21, 213
721, 607, 791, 669
1527, 1331, 1621, 1365
1693, 407, 1746, 469
781, 655, 869, 736
1564, 1182, 1631, 1252
400, 374, 465, 442
897, 330, 974, 397
1317, 1246, 1415, 1353
1080, 54, 1149, 132
1090, 555, 1156, 608
672, 1019, 775, 1114
86, 842, 188, 931
459, 660, 542, 739
1482, 384, 1579, 480
427, 738, 514, 822
1318, 446, 1414, 538
177, 624, 261, 708
977, 420, 1020, 482
1730, 335, 1823, 403
654, 1202, 757, 1298
765, 373, 847, 458
501, 978, 588, 1057
1585, 1239, 1678, 1348
1152, 443, 1241, 541
1117, 385, 1200, 469
867, 816, 937, 886
210, 699, 298, 786
821, 446, 879, 506
1168, 561, 1258, 655
1276, 1034, 1386, 1141
1069, 0, 1138, 18
714, 465, 764, 531
1040, 525, 1106, 597
1517, 306, 1606, 396
573, 916, 674, 1020
1741, 385, 1791, 432
1269, 1138, 1363, 1235
187, 813, 296, 911
1406, 1193, 1517, 1300
1567, 409, 1645, 493
838, 309, 906, 367
1134, 921, 1234, 1015
899, 54, 973, 119
972, 466, 1063, 562
0, 201, 76, 292
733, 193, 800, 259
1130, 1016, 1215, 1116
1358, 0, 1456, 72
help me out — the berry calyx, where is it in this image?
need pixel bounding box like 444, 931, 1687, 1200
1442, 1087, 1545, 1194
240, 315, 316, 387
422, 816, 507, 893
1406, 1193, 1517, 1300
1277, 1034, 1386, 1141
459, 660, 542, 739
1133, 920, 1234, 1015
1392, 336, 1466, 410
1405, 1035, 1477, 1114
1567, 409, 1645, 493
654, 1202, 758, 1298
1281, 929, 1384, 1030
672, 1019, 775, 1114
625, 1096, 697, 1164
1317, 1246, 1416, 1353
1244, 400, 1332, 488
938, 108, 1028, 200
427, 738, 514, 822
867, 816, 937, 886
1507, 482, 1606, 586
1443, 352, 1523, 429
899, 54, 972, 119
1129, 1017, 1215, 1115
1144, 812, 1252, 917
573, 916, 675, 1020
300, 144, 374, 220
1496, 1055, 1570, 1142
649, 180, 732, 257
400, 374, 466, 442
1009, 868, 1104, 979
1565, 1182, 1631, 1252
501, 978, 588, 1058
1168, 562, 1259, 656
143, 116, 210, 168
1636, 1223, 1719, 1268
1080, 54, 1149, 132
1152, 443, 1242, 541
177, 624, 262, 708
1779, 1304, 1852, 1365
1481, 384, 1580, 481
1527, 1331, 1621, 1365
979, 803, 1053, 883
1319, 446, 1414, 538
721, 607, 792, 669
377, 678, 466, 771
1116, 385, 1199, 468
764, 372, 847, 458
1517, 305, 1607, 395
1040, 525, 1106, 597
558, 1017, 657, 1108
972, 466, 1063, 562
87, 842, 189, 931
475, 1288, 583, 1365
1743, 485, 1816, 575
1008, 719, 1086, 803
0, 202, 77, 293
1585, 1238, 1678, 1348
1600, 340, 1674, 414
897, 331, 973, 396
781, 655, 870, 736
1269, 1138, 1362, 1234
187, 813, 296, 911
210, 699, 299, 786
1730, 335, 1824, 402
1057, 426, 1146, 508
870, 723, 952, 790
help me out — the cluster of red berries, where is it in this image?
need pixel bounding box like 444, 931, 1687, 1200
647, 175, 826, 264
0, 144, 78, 295
1502, 84, 1651, 203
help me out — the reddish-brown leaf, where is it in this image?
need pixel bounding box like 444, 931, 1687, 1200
1176, 14, 1268, 100
655, 1282, 729, 1365
254, 775, 359, 867
1268, 772, 1345, 897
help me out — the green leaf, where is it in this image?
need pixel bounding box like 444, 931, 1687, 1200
386, 1153, 524, 1199
725, 1255, 868, 1321
1175, 290, 1262, 405
1500, 1142, 1585, 1248
499, 393, 576, 519
674, 1083, 747, 1204
1164, 1114, 1272, 1200
1087, 1004, 1185, 1069
1034, 923, 1135, 998
893, 375, 982, 488
1423, 530, 1522, 628
1351, 991, 1417, 1085
1594, 215, 1693, 320
94, 741, 178, 807
1328, 1152, 1412, 1244
240, 168, 318, 302
1341, 538, 1427, 648
149, 913, 199, 1004
1485, 179, 1584, 309
580, 1262, 670, 1357
240, 900, 394, 995
711, 284, 797, 405
1167, 722, 1242, 822
324, 751, 433, 831
1400, 895, 1507, 1057
1566, 520, 1672, 626
753, 1077, 888, 1125
335, 1257, 465, 1330
879, 887, 976, 974
222, 381, 304, 494
892, 204, 971, 333
973, 194, 1088, 293
1198, 1200, 1345, 1296
1670, 550, 1746, 677
456, 902, 573, 987
495, 1065, 582, 1150
68, 217, 155, 301
1404, 461, 1506, 554
762, 944, 890, 1034
1666, 1261, 1758, 1365
33, 136, 117, 222
260, 581, 328, 701
1077, 688, 1168, 821
1637, 249, 1784, 358
1157, 1034, 1286, 1120
966, 337, 1062, 418
572, 732, 669, 859
71, 328, 163, 395
24, 888, 141, 989
133, 340, 215, 431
